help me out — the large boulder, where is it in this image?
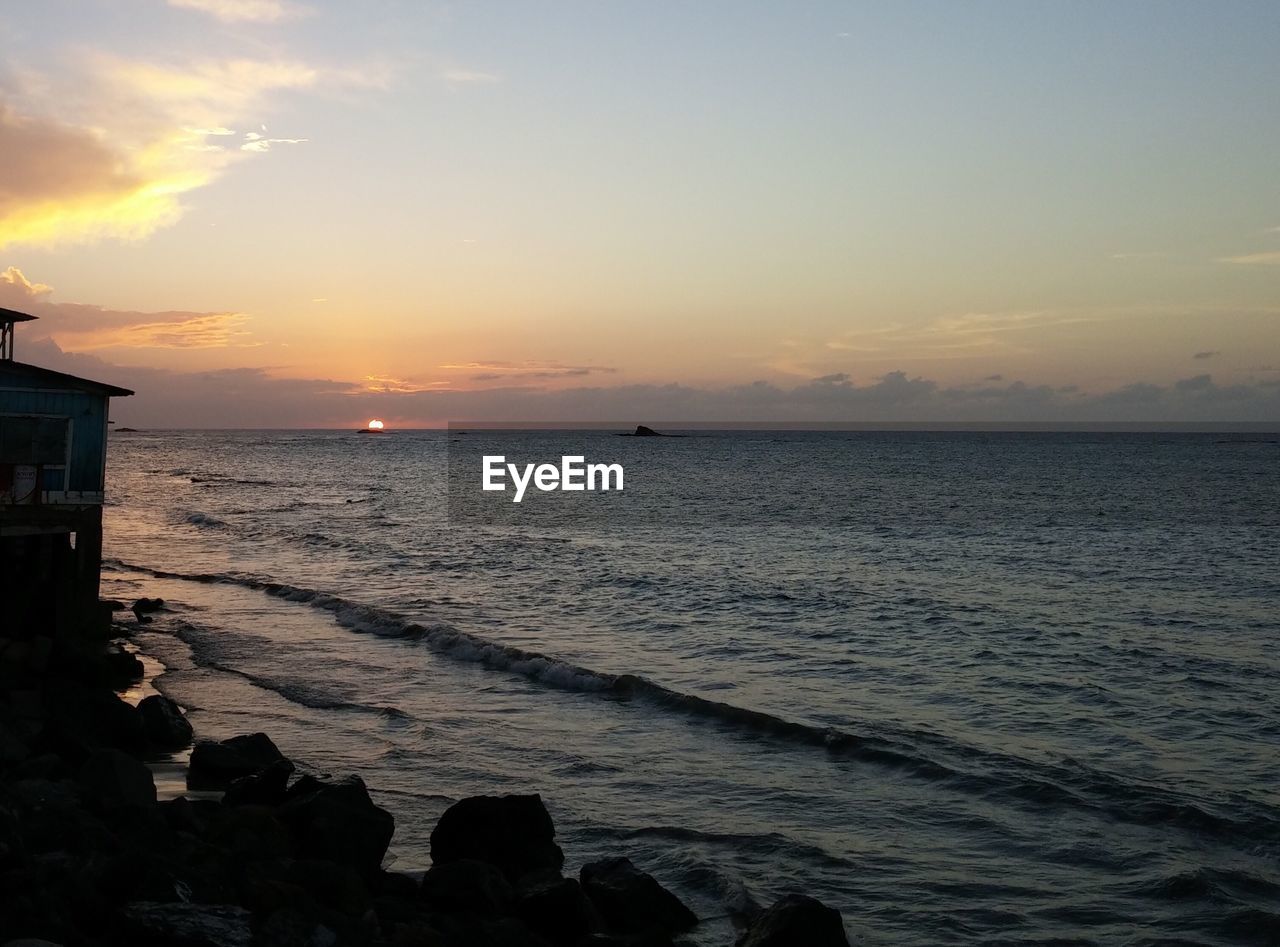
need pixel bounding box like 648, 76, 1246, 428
430, 794, 563, 883
222, 758, 294, 807
277, 775, 394, 876
736, 894, 850, 947
204, 803, 293, 860
187, 733, 285, 790
137, 695, 193, 750
121, 901, 252, 947
52, 688, 145, 752
77, 748, 157, 811
420, 858, 516, 915
579, 857, 696, 937
517, 875, 603, 945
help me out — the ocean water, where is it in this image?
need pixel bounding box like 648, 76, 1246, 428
100, 430, 1280, 945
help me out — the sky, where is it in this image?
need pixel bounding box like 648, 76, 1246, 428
2, 0, 1278, 426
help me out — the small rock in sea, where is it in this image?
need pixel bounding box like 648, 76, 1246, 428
579, 856, 697, 936
187, 732, 286, 789
77, 748, 157, 811
736, 893, 851, 947
420, 858, 516, 915
131, 597, 165, 624
430, 793, 565, 883
137, 694, 194, 750
277, 774, 394, 877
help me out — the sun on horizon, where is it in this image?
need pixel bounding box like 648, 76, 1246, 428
367, 419, 385, 430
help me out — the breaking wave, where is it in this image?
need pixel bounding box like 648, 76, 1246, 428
109, 558, 1280, 847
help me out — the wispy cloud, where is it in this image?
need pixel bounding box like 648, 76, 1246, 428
360, 375, 451, 394
240, 129, 308, 152
440, 68, 501, 86
1221, 250, 1280, 265
821, 310, 1101, 361
440, 361, 618, 382
167, 0, 308, 24
1193, 350, 1219, 360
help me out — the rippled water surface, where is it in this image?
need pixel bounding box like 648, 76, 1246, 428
100, 430, 1280, 945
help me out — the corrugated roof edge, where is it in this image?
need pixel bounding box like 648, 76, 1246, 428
1, 360, 135, 397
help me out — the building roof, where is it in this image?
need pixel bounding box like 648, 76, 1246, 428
0, 360, 134, 397
0, 307, 39, 324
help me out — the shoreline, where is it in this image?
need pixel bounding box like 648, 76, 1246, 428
0, 602, 851, 947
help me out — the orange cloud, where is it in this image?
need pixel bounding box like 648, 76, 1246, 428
0, 53, 343, 250
0, 266, 256, 351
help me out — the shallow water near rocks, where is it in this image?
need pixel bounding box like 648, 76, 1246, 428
101, 430, 1280, 945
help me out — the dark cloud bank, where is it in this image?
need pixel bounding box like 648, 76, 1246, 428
24, 338, 1280, 429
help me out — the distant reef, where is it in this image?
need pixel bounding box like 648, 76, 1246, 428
617, 425, 685, 437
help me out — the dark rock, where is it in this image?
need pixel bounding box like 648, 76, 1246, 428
222, 757, 294, 807
205, 803, 293, 859
255, 907, 340, 947
579, 935, 674, 947
379, 870, 422, 899
159, 795, 222, 836
579, 857, 696, 936
187, 732, 285, 789
121, 901, 252, 947
77, 748, 157, 810
52, 689, 145, 752
517, 875, 602, 945
102, 599, 127, 611
736, 894, 850, 947
137, 694, 193, 750
46, 685, 145, 752
7, 752, 66, 782
0, 636, 54, 677
0, 727, 30, 766
277, 774, 394, 876
430, 794, 563, 883
102, 644, 145, 685
420, 858, 515, 915
427, 915, 553, 947
131, 597, 165, 614
286, 858, 373, 919
6, 777, 113, 856
282, 773, 324, 801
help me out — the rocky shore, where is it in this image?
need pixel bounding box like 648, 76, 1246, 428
0, 604, 851, 947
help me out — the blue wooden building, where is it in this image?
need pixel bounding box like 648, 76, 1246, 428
0, 307, 133, 633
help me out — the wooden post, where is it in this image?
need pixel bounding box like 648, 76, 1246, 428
77, 508, 104, 631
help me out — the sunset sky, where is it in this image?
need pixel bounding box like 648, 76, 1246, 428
2, 0, 1278, 426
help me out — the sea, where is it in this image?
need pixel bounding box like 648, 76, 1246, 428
100, 429, 1280, 946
